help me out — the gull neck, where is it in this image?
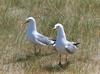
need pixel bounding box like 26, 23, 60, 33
28, 20, 37, 33
57, 26, 67, 40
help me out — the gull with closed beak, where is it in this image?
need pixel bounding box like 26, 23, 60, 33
24, 17, 55, 54
53, 23, 80, 65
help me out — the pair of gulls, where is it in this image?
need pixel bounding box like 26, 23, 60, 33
24, 17, 79, 65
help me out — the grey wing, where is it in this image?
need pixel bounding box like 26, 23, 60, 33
36, 33, 55, 45
65, 44, 78, 54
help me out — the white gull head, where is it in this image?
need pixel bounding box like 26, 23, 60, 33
26, 17, 36, 23
53, 23, 66, 40
53, 23, 63, 30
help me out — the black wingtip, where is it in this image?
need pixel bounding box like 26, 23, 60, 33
50, 39, 56, 46
73, 42, 80, 46
52, 39, 56, 41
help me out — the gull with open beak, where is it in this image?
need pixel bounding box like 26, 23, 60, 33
53, 23, 80, 65
24, 17, 55, 54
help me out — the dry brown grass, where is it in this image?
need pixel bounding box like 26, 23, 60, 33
0, 0, 100, 74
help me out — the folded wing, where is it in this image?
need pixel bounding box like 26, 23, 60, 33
65, 44, 78, 54
36, 33, 55, 46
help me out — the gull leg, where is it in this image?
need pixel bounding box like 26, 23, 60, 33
65, 54, 70, 66
38, 48, 41, 54
66, 54, 68, 62
34, 45, 37, 55
59, 54, 62, 66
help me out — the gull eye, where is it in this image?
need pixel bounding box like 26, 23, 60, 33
57, 26, 60, 28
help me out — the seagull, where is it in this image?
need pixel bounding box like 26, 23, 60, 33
53, 23, 80, 65
24, 17, 55, 54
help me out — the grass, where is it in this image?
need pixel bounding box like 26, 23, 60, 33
0, 0, 100, 74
